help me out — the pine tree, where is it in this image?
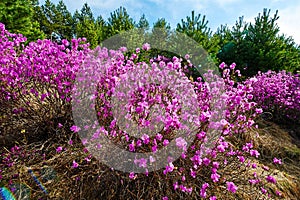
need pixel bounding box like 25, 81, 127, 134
217, 16, 250, 71
73, 3, 98, 48
136, 14, 149, 30
36, 0, 74, 41
217, 9, 300, 77
245, 9, 281, 75
75, 19, 98, 48
95, 16, 107, 43
176, 10, 212, 47
0, 0, 44, 42
106, 7, 135, 37
176, 11, 220, 56
150, 18, 171, 47
55, 0, 74, 41
39, 0, 58, 40
79, 3, 94, 22
176, 11, 218, 74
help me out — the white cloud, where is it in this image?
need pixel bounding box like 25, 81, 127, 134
271, 0, 285, 2
160, 0, 206, 20
86, 0, 137, 10
213, 0, 241, 6
147, 0, 163, 4
277, 4, 300, 44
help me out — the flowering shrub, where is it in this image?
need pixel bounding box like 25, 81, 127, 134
71, 43, 284, 198
0, 23, 89, 142
0, 23, 290, 199
246, 70, 300, 122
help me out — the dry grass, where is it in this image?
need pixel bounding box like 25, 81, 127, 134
0, 116, 299, 199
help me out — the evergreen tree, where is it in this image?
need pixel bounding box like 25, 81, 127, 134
245, 9, 280, 75
147, 18, 180, 68
37, 0, 74, 41
150, 18, 171, 47
75, 18, 98, 48
153, 18, 171, 30
217, 16, 250, 72
217, 9, 300, 77
73, 3, 99, 48
95, 16, 107, 43
176, 10, 212, 49
174, 11, 244, 68
106, 7, 135, 37
136, 14, 150, 30
55, 0, 74, 40
79, 3, 94, 22
176, 11, 219, 74
39, 0, 58, 40
0, 0, 44, 42
215, 24, 232, 47
72, 10, 81, 25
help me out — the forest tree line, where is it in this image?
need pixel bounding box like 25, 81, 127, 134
0, 0, 299, 77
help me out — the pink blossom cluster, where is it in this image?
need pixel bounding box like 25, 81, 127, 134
245, 70, 300, 121
75, 44, 283, 198
0, 22, 89, 122
0, 23, 286, 199
81, 45, 200, 157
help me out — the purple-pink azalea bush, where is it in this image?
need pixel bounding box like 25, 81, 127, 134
245, 70, 300, 122
0, 23, 290, 198
72, 43, 285, 198
0, 23, 89, 136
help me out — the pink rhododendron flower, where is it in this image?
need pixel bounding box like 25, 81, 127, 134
262, 165, 269, 171
129, 143, 135, 152
70, 125, 81, 133
250, 149, 260, 158
138, 158, 147, 168
175, 137, 187, 151
129, 172, 136, 180
261, 187, 267, 194
273, 157, 282, 165
200, 183, 209, 198
149, 156, 155, 163
211, 173, 220, 182
56, 146, 63, 153
142, 43, 150, 51
72, 160, 79, 168
249, 179, 260, 185
266, 175, 277, 184
163, 139, 169, 146
163, 162, 175, 175
226, 181, 238, 193
276, 190, 282, 196
238, 156, 245, 163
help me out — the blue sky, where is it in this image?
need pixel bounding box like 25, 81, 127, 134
40, 0, 300, 44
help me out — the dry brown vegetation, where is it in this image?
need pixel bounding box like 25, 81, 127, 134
0, 116, 299, 199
